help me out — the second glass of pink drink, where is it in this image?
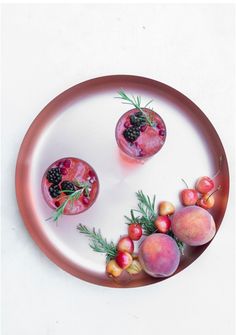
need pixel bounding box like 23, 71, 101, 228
115, 91, 166, 159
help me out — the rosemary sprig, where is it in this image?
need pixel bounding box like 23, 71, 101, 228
116, 89, 154, 126
125, 191, 157, 235
168, 230, 185, 255
48, 180, 91, 222
77, 224, 117, 262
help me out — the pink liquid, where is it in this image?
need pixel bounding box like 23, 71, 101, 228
42, 157, 99, 215
115, 108, 166, 159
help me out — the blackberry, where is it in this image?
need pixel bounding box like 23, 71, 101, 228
46, 167, 62, 185
123, 126, 140, 143
61, 180, 76, 195
129, 114, 146, 127
49, 184, 61, 198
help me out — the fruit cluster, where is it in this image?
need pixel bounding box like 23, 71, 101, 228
46, 159, 72, 199
123, 111, 147, 143
78, 165, 222, 280
180, 175, 220, 209
106, 199, 177, 278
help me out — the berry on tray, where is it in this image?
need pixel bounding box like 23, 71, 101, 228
42, 157, 99, 220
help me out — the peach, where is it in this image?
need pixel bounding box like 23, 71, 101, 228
172, 206, 216, 246
138, 234, 180, 278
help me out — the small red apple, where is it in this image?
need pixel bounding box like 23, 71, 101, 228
115, 251, 133, 269
154, 216, 171, 233
117, 236, 134, 254
128, 223, 142, 241
180, 189, 198, 206
195, 176, 214, 194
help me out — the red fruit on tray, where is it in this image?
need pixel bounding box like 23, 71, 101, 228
128, 223, 142, 240
138, 233, 180, 278
154, 215, 171, 233
172, 206, 216, 246
181, 189, 198, 206
195, 176, 214, 194
117, 236, 134, 254
42, 157, 99, 217
115, 251, 133, 269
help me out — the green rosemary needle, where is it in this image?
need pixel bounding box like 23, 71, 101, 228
77, 224, 117, 262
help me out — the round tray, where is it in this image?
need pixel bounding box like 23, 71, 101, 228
15, 75, 229, 288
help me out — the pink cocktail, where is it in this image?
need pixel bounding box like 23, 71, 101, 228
115, 108, 166, 159
42, 157, 99, 215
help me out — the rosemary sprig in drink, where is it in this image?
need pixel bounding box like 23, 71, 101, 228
48, 180, 91, 222
77, 224, 117, 262
116, 89, 154, 126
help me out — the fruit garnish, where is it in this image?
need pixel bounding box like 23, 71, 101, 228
46, 167, 62, 185
116, 90, 154, 127
48, 180, 92, 221
77, 224, 117, 262
123, 126, 140, 143
48, 184, 61, 198
61, 180, 76, 195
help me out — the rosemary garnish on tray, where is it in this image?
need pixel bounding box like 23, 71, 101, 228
167, 230, 184, 255
77, 224, 117, 262
116, 90, 154, 126
125, 190, 157, 235
48, 180, 91, 222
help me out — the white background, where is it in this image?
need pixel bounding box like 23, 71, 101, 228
1, 3, 235, 335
